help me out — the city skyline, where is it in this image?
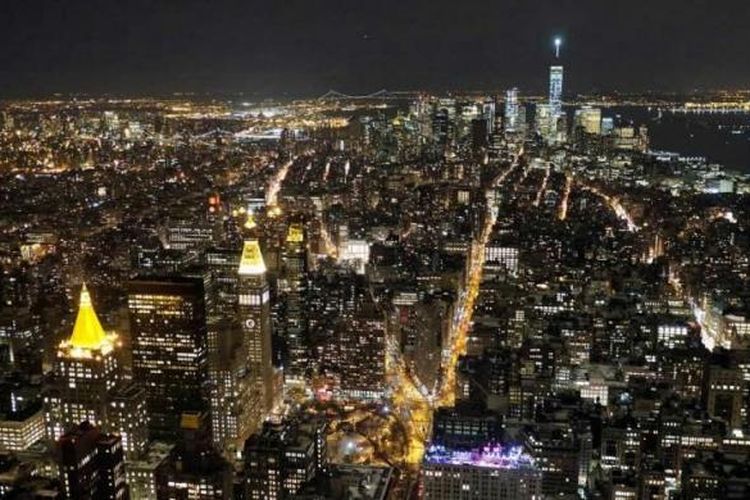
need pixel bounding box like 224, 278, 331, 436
1, 3, 750, 499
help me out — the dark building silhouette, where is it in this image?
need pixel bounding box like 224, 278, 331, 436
56, 421, 128, 500
155, 412, 233, 499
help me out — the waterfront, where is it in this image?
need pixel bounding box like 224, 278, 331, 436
609, 105, 750, 173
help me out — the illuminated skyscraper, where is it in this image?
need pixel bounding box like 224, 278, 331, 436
336, 306, 386, 400
280, 224, 308, 383
44, 285, 121, 441
432, 108, 451, 148
206, 317, 242, 456
237, 240, 274, 423
549, 66, 564, 121
204, 248, 245, 455
546, 37, 565, 144
109, 383, 149, 460
205, 247, 241, 316
205, 241, 275, 459
549, 37, 564, 115
128, 276, 209, 442
45, 284, 148, 460
535, 104, 554, 140
504, 88, 520, 133
574, 106, 602, 135
482, 98, 496, 134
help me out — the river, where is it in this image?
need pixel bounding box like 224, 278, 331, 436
604, 106, 750, 174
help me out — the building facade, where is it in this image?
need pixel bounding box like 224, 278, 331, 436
128, 276, 209, 442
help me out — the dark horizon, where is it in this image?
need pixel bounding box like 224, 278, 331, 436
1, 0, 749, 97
4, 87, 750, 103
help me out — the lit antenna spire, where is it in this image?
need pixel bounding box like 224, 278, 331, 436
554, 36, 562, 59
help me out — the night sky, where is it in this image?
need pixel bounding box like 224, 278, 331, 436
1, 0, 748, 97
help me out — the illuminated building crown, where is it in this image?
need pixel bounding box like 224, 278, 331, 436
65, 283, 116, 355
286, 223, 304, 243
239, 239, 267, 275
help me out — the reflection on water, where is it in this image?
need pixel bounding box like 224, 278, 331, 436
604, 106, 750, 173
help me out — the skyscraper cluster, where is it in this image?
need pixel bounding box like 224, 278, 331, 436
1, 30, 749, 500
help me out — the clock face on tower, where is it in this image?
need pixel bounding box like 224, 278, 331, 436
245, 319, 256, 329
